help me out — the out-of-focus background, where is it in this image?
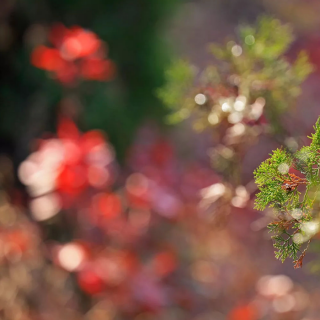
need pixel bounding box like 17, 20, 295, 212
1, 0, 320, 319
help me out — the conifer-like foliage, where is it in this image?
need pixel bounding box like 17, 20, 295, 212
254, 118, 320, 268
158, 16, 313, 183
158, 16, 313, 132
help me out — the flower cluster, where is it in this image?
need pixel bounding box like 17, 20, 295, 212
31, 24, 116, 84
17, 120, 182, 311
18, 118, 116, 212
17, 120, 256, 317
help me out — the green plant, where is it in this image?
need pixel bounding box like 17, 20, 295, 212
254, 118, 320, 268
158, 17, 313, 184
158, 16, 312, 133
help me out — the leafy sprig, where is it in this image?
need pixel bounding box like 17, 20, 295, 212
255, 118, 320, 267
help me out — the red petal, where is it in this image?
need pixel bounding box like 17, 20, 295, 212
49, 23, 68, 47
80, 58, 116, 81
31, 46, 63, 71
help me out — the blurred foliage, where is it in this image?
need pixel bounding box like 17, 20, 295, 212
0, 0, 180, 162
254, 118, 320, 267
158, 16, 313, 185
158, 16, 313, 132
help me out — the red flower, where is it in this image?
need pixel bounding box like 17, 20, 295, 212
77, 264, 105, 295
31, 46, 63, 71
93, 192, 122, 220
18, 118, 114, 205
228, 304, 257, 320
152, 251, 177, 277
80, 58, 116, 81
56, 119, 114, 197
31, 24, 115, 85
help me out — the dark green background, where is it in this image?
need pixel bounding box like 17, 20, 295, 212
0, 0, 180, 164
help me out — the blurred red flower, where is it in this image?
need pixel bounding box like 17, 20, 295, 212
31, 23, 115, 85
228, 304, 257, 320
19, 118, 115, 208
77, 264, 106, 295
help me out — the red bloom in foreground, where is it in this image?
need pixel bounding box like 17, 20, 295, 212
31, 23, 116, 85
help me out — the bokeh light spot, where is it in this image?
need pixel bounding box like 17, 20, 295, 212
57, 243, 86, 272
30, 193, 61, 221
